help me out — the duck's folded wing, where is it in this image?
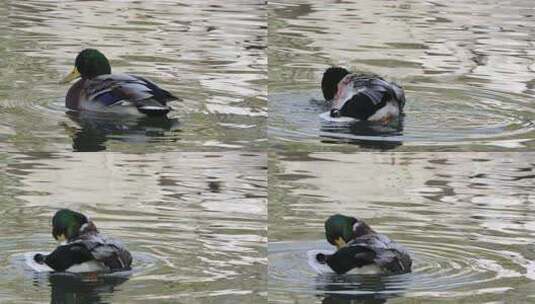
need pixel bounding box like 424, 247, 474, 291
86, 74, 178, 108
89, 241, 133, 270
360, 80, 389, 106
369, 234, 412, 273
374, 249, 411, 273
131, 75, 178, 102
350, 77, 404, 104
326, 245, 376, 274
43, 243, 93, 272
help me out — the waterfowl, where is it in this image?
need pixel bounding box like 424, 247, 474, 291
61, 49, 178, 116
315, 214, 412, 275
321, 67, 406, 124
34, 209, 132, 272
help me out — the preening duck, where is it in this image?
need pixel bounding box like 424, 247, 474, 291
61, 49, 178, 116
34, 209, 132, 273
321, 67, 406, 124
315, 214, 412, 275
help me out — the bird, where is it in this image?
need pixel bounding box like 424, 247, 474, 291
61, 49, 179, 116
321, 67, 406, 124
33, 209, 132, 273
315, 214, 412, 275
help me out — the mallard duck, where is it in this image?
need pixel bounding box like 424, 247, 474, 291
321, 67, 406, 124
61, 49, 178, 116
33, 209, 132, 273
315, 214, 412, 275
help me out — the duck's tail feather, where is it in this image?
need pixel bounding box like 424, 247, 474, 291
137, 107, 171, 117
134, 98, 171, 116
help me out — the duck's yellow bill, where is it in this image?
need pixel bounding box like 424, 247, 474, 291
335, 237, 346, 249
60, 67, 81, 84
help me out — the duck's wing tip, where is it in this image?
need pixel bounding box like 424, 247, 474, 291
171, 94, 183, 102
128, 75, 180, 102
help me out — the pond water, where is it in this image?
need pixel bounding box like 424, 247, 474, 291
269, 152, 535, 303
0, 152, 267, 303
268, 0, 535, 151
0, 0, 266, 152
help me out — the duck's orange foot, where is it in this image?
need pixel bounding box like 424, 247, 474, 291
378, 115, 393, 125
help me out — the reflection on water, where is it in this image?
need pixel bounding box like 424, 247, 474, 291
313, 271, 399, 304
0, 152, 267, 303
268, 1, 535, 151
0, 1, 266, 152
65, 111, 181, 152
320, 114, 405, 151
47, 273, 129, 304
268, 152, 535, 303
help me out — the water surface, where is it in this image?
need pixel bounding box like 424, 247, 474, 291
269, 152, 535, 303
268, 0, 535, 151
0, 0, 266, 152
0, 152, 267, 303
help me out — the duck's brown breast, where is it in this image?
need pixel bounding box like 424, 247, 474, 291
65, 79, 86, 110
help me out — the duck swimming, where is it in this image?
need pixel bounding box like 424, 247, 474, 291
321, 67, 406, 124
315, 214, 412, 275
61, 49, 178, 116
33, 209, 132, 272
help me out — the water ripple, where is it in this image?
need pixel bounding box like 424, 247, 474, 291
0, 0, 266, 152
269, 152, 535, 302
0, 151, 267, 302
269, 236, 533, 299
269, 0, 535, 151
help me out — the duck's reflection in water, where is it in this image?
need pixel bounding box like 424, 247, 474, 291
44, 272, 130, 304
64, 111, 180, 152
320, 117, 404, 150
314, 274, 404, 304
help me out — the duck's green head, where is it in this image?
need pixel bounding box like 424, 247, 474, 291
52, 209, 88, 242
321, 67, 350, 101
61, 49, 111, 83
325, 214, 360, 249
